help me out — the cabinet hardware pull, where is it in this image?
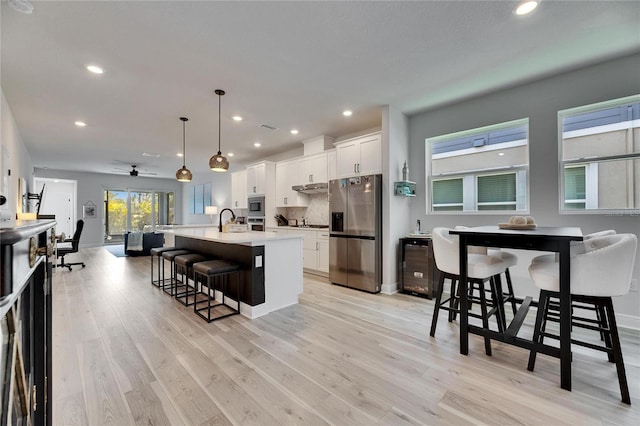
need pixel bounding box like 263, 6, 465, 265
33, 385, 37, 411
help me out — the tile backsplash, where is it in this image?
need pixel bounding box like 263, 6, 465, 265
277, 193, 329, 225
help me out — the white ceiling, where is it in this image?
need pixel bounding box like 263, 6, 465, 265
2, 1, 639, 179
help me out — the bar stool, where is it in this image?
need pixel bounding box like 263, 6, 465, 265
429, 227, 509, 356
174, 253, 209, 306
455, 226, 519, 318
160, 249, 192, 296
527, 233, 637, 404
150, 247, 179, 288
192, 260, 241, 323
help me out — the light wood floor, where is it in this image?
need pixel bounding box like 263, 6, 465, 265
52, 247, 640, 425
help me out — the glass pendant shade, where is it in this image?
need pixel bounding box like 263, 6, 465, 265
210, 89, 229, 172
176, 166, 192, 181
209, 152, 229, 172
176, 116, 192, 182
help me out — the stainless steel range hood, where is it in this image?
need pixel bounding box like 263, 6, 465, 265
292, 182, 328, 194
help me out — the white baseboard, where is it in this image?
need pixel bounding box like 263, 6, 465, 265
616, 313, 640, 331
381, 281, 398, 295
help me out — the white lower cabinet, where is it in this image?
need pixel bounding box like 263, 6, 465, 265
317, 231, 329, 273
267, 227, 328, 274
302, 230, 317, 270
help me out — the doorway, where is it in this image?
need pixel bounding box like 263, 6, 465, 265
32, 178, 77, 238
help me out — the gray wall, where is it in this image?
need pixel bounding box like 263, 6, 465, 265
1, 89, 33, 221
408, 53, 640, 323
34, 168, 184, 247
181, 171, 232, 225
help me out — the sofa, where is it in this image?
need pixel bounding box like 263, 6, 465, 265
124, 232, 164, 256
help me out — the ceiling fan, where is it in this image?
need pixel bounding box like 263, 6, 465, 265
112, 164, 157, 177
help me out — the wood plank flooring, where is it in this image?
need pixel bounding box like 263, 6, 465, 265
52, 247, 640, 425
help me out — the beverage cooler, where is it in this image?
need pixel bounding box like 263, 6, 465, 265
400, 237, 436, 299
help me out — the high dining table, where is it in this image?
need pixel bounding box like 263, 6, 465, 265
450, 226, 583, 391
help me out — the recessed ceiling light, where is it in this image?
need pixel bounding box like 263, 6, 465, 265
498, 152, 505, 156
86, 65, 104, 74
290, 129, 299, 135
232, 116, 243, 121
514, 0, 538, 16
254, 142, 261, 147
8, 0, 34, 14
343, 110, 353, 117
177, 153, 183, 157
74, 121, 86, 127
228, 153, 234, 157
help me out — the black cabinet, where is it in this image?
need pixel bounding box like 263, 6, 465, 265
1, 219, 55, 425
400, 237, 436, 299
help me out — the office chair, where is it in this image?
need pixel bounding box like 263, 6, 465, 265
57, 219, 86, 271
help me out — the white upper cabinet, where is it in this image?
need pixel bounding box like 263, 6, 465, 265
327, 149, 337, 181
231, 169, 248, 209
275, 160, 308, 207
246, 162, 267, 195
335, 132, 381, 178
297, 152, 328, 184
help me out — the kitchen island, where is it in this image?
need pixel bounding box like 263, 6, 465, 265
162, 227, 303, 319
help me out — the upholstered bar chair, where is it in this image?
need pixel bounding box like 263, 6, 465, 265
455, 225, 519, 316
430, 227, 509, 356
528, 233, 637, 404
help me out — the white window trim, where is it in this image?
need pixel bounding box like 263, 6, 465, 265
429, 169, 528, 214
426, 119, 530, 215
558, 95, 639, 215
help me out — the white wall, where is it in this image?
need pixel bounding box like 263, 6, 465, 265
381, 106, 410, 293
408, 53, 640, 325
1, 89, 33, 221
34, 168, 183, 247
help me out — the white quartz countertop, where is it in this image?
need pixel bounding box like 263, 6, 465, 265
164, 227, 302, 246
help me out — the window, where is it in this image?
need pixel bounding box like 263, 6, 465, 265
559, 95, 640, 213
426, 119, 529, 213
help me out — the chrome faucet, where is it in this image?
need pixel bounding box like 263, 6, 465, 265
218, 208, 236, 232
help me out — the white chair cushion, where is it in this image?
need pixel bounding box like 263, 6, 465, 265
488, 249, 518, 268
432, 227, 508, 279
528, 233, 637, 297
531, 230, 617, 264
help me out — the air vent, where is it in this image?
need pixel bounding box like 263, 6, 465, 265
142, 152, 160, 157
259, 124, 278, 131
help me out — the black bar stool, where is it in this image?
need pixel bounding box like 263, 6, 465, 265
160, 249, 192, 296
150, 247, 179, 288
192, 260, 241, 323
174, 253, 209, 306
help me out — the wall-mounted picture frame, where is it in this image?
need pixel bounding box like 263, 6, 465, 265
83, 201, 97, 218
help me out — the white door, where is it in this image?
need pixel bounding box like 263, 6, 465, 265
336, 142, 359, 178
46, 192, 73, 236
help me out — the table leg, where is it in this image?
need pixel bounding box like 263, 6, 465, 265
558, 242, 572, 391
459, 235, 469, 355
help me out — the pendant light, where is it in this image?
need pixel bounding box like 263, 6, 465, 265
176, 117, 192, 182
209, 89, 230, 172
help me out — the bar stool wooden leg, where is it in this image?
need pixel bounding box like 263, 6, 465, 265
604, 298, 630, 404
528, 290, 551, 372
429, 271, 446, 337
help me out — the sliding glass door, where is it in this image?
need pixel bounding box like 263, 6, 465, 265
104, 189, 174, 243
104, 190, 128, 243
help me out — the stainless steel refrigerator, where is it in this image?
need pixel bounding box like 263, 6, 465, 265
329, 174, 382, 293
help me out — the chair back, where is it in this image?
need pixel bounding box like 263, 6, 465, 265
572, 233, 637, 297
431, 227, 460, 275
71, 220, 84, 251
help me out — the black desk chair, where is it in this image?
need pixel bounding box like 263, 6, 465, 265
57, 220, 86, 271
